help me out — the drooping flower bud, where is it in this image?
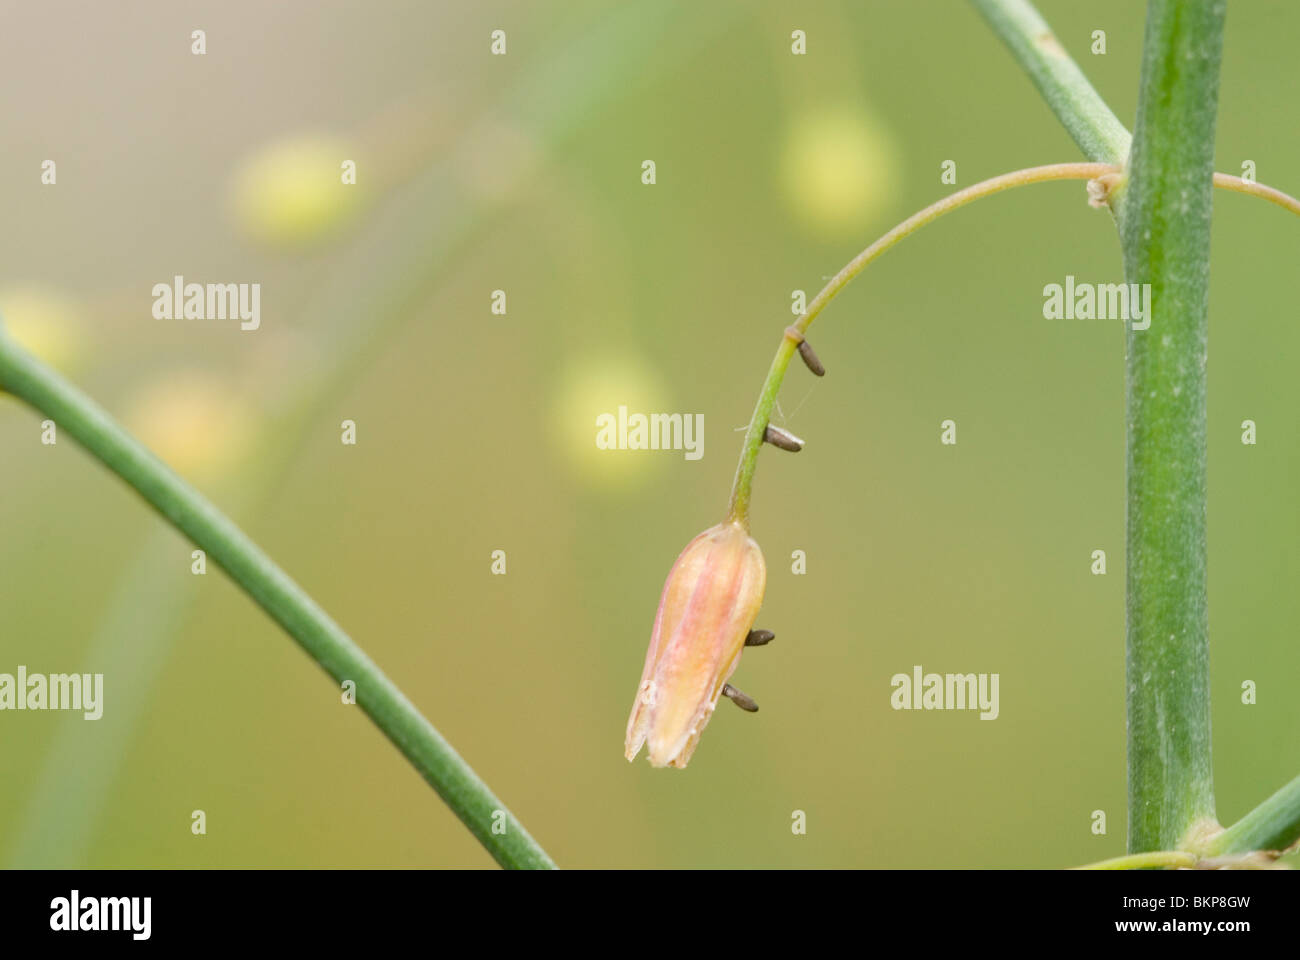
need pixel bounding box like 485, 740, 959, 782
625, 521, 766, 768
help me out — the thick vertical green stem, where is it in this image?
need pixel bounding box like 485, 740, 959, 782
1117, 0, 1224, 853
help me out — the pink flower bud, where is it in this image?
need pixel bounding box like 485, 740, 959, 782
625, 521, 766, 768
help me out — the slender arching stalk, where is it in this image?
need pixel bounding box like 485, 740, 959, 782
0, 330, 556, 870
727, 162, 1113, 527
726, 164, 1300, 528
1212, 173, 1300, 216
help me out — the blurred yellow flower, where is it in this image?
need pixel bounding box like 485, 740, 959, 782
781, 104, 900, 236
123, 370, 255, 480
231, 135, 362, 248
0, 287, 82, 374
550, 355, 669, 491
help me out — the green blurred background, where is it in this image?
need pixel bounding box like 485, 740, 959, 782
1, 0, 1297, 868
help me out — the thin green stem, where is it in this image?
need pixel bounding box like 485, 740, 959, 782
0, 331, 556, 870
1073, 850, 1198, 870
970, 0, 1132, 164
1117, 0, 1225, 854
1205, 773, 1300, 856
726, 162, 1114, 527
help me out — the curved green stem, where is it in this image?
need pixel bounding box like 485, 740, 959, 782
0, 331, 556, 870
726, 162, 1113, 527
